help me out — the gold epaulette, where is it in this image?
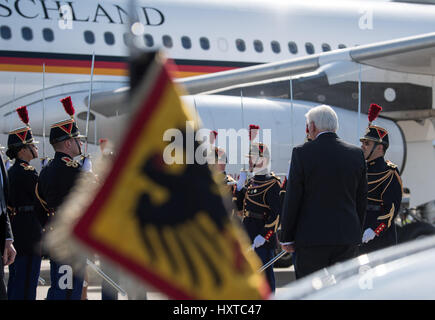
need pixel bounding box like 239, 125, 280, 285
386, 161, 398, 170
269, 172, 281, 181
61, 157, 79, 168
20, 163, 35, 171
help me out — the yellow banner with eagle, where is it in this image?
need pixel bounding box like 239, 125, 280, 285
71, 52, 269, 299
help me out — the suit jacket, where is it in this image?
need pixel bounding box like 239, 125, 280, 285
0, 152, 13, 253
280, 132, 367, 247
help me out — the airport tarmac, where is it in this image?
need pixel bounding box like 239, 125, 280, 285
4, 259, 295, 300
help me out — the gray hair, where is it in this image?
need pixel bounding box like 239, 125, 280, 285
305, 105, 339, 132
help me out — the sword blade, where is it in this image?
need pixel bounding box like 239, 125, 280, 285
258, 250, 287, 273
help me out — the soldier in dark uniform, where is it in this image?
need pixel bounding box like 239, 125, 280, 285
236, 143, 281, 292
35, 96, 86, 300
5, 106, 42, 300
359, 104, 403, 253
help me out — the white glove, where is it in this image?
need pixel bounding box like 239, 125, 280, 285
5, 159, 11, 170
80, 156, 93, 172
252, 235, 266, 248
41, 158, 50, 168
362, 228, 376, 243
237, 170, 247, 191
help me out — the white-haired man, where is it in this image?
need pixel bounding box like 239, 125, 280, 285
279, 105, 367, 279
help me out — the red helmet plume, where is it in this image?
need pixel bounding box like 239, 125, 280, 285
16, 106, 29, 125
368, 103, 382, 124
60, 96, 75, 118
209, 130, 218, 144
249, 124, 260, 141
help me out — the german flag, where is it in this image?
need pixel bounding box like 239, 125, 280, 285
71, 52, 269, 299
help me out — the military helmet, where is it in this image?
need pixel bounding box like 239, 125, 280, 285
248, 142, 270, 159
7, 106, 38, 149
49, 96, 85, 145
360, 103, 389, 149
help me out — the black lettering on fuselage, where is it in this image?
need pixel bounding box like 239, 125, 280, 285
15, 0, 39, 19
142, 6, 164, 26
66, 1, 89, 22
0, 0, 12, 17
39, 0, 61, 20
93, 4, 115, 23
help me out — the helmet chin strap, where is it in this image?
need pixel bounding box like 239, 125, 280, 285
250, 157, 262, 173
365, 142, 379, 161
74, 138, 82, 157
27, 145, 36, 160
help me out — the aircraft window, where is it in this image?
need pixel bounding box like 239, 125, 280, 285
84, 31, 95, 44
181, 36, 192, 49
200, 37, 210, 50
288, 41, 298, 54
162, 35, 173, 48
322, 43, 331, 52
338, 44, 347, 49
271, 41, 281, 54
144, 34, 154, 47
236, 39, 246, 52
22, 27, 33, 41
104, 32, 115, 45
42, 28, 54, 42
305, 42, 315, 54
0, 26, 11, 40
253, 40, 263, 53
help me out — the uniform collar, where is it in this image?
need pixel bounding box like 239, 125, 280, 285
254, 174, 266, 180
368, 156, 384, 167
55, 152, 73, 161
15, 158, 29, 165
252, 167, 269, 177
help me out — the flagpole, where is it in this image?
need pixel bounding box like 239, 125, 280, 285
85, 51, 96, 156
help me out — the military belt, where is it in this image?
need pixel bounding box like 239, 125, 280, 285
244, 211, 265, 220
367, 204, 381, 211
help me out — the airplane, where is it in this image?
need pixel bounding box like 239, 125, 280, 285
0, 0, 435, 209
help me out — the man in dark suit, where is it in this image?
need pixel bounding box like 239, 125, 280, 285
279, 105, 367, 279
0, 148, 16, 299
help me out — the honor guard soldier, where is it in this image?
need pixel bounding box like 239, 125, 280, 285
5, 106, 42, 300
35, 96, 86, 300
360, 104, 403, 253
236, 143, 281, 292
